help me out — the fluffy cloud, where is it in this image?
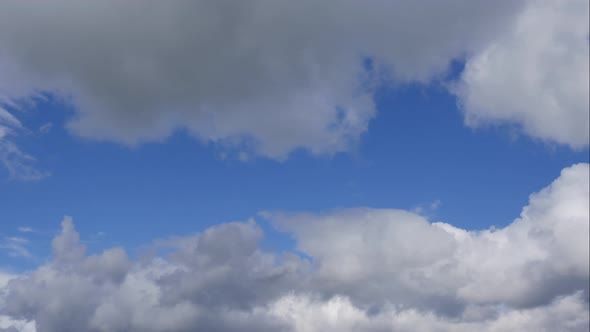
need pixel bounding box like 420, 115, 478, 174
456, 0, 589, 148
0, 163, 587, 331
1, 1, 586, 157
265, 292, 589, 332
0, 1, 587, 158
272, 164, 589, 312
0, 0, 543, 159
0, 273, 35, 332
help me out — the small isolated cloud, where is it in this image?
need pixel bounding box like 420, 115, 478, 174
0, 163, 587, 331
38, 123, 52, 135
411, 199, 442, 216
16, 228, 33, 234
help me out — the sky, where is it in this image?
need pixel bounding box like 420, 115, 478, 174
0, 1, 588, 331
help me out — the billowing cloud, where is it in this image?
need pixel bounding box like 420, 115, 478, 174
273, 163, 590, 313
0, 163, 588, 331
0, 1, 587, 158
1, 0, 561, 159
1, 1, 587, 157
264, 292, 589, 332
456, 0, 589, 148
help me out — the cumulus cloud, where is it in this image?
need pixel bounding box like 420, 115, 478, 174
0, 273, 34, 332
1, 0, 586, 156
456, 0, 590, 148
271, 165, 589, 313
0, 163, 588, 331
0, 1, 586, 157
265, 292, 589, 332
0, 0, 544, 159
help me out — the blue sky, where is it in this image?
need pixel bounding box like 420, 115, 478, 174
0, 75, 587, 269
0, 1, 588, 331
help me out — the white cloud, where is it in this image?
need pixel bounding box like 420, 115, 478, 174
264, 291, 589, 332
456, 0, 589, 148
0, 163, 587, 331
271, 165, 589, 312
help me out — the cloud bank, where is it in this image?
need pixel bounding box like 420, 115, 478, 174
1, 163, 588, 331
0, 0, 587, 160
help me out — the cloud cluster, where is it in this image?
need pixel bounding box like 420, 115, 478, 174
0, 163, 588, 331
1, 0, 586, 159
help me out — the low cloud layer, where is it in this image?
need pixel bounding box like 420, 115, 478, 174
0, 0, 587, 160
1, 163, 588, 331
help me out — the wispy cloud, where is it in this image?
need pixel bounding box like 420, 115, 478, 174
17, 227, 34, 233
0, 236, 32, 258
0, 107, 47, 181
412, 198, 442, 217
39, 122, 52, 134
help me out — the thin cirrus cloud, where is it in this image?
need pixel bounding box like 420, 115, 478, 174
0, 0, 587, 163
0, 108, 46, 181
0, 237, 31, 259
0, 163, 588, 331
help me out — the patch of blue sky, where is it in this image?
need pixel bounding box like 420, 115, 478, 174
0, 70, 587, 269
